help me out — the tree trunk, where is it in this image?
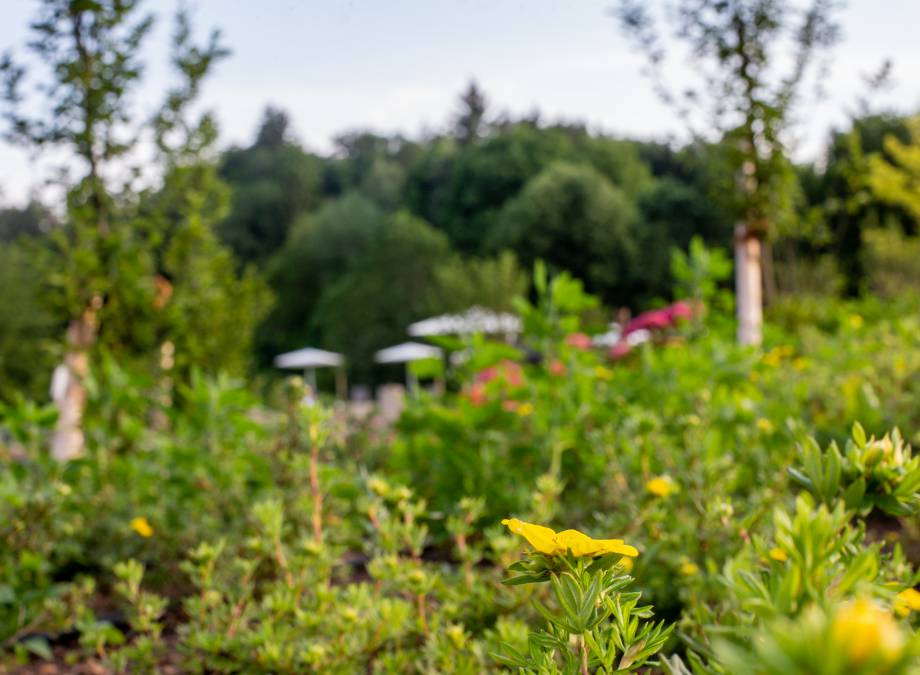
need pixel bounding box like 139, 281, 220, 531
50, 301, 98, 461
734, 223, 763, 347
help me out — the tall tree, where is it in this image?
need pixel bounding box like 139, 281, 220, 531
218, 109, 324, 263
257, 192, 387, 364
454, 81, 488, 145
809, 114, 912, 296
0, 1, 239, 459
313, 212, 452, 381
0, 201, 57, 242
617, 0, 841, 345
255, 106, 291, 148
868, 116, 920, 224
490, 161, 641, 305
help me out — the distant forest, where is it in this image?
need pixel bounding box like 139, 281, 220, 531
212, 83, 914, 373
1, 82, 915, 384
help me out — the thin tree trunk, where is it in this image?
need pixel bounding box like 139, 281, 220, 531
734, 223, 763, 347
50, 299, 99, 461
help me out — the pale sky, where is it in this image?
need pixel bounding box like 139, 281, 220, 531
2, 0, 919, 206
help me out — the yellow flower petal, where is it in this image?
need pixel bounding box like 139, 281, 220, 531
130, 516, 154, 538
554, 529, 603, 556
501, 518, 560, 555
595, 539, 640, 557
501, 518, 638, 558
768, 547, 788, 562
832, 598, 903, 665
894, 588, 920, 616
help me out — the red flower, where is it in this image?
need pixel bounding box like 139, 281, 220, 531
565, 332, 592, 350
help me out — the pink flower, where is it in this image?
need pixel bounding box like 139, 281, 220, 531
610, 341, 631, 360
475, 359, 524, 387
565, 332, 592, 350
668, 300, 693, 322
549, 359, 567, 376
467, 383, 488, 406
623, 309, 672, 337
501, 399, 519, 412
501, 360, 525, 388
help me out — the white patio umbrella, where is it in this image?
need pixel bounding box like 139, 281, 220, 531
274, 347, 346, 397
407, 306, 521, 338
374, 341, 444, 390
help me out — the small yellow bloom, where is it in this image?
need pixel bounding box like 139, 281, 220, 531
894, 588, 920, 616
679, 560, 699, 576
445, 624, 467, 649
831, 598, 903, 665
617, 556, 634, 572
792, 357, 807, 371
768, 547, 788, 562
756, 418, 775, 434
762, 348, 783, 367
516, 402, 534, 416
130, 516, 154, 538
646, 475, 678, 498
594, 366, 614, 381
848, 314, 864, 329
501, 518, 638, 558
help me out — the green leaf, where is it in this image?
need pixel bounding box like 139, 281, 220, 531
502, 572, 550, 586
842, 477, 866, 510
788, 468, 815, 492
852, 421, 867, 447
22, 637, 53, 660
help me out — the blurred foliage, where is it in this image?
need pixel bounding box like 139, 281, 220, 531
0, 243, 57, 401
3, 278, 920, 671
869, 116, 920, 222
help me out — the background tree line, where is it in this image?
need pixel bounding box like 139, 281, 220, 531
2, 78, 918, 396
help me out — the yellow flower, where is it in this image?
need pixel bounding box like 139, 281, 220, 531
831, 598, 903, 665
501, 518, 638, 558
756, 418, 775, 434
617, 556, 634, 573
646, 475, 678, 498
762, 348, 783, 367
792, 357, 808, 371
594, 366, 614, 381
894, 588, 920, 616
849, 314, 864, 329
679, 560, 699, 576
130, 516, 154, 538
516, 402, 534, 416
768, 547, 788, 562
